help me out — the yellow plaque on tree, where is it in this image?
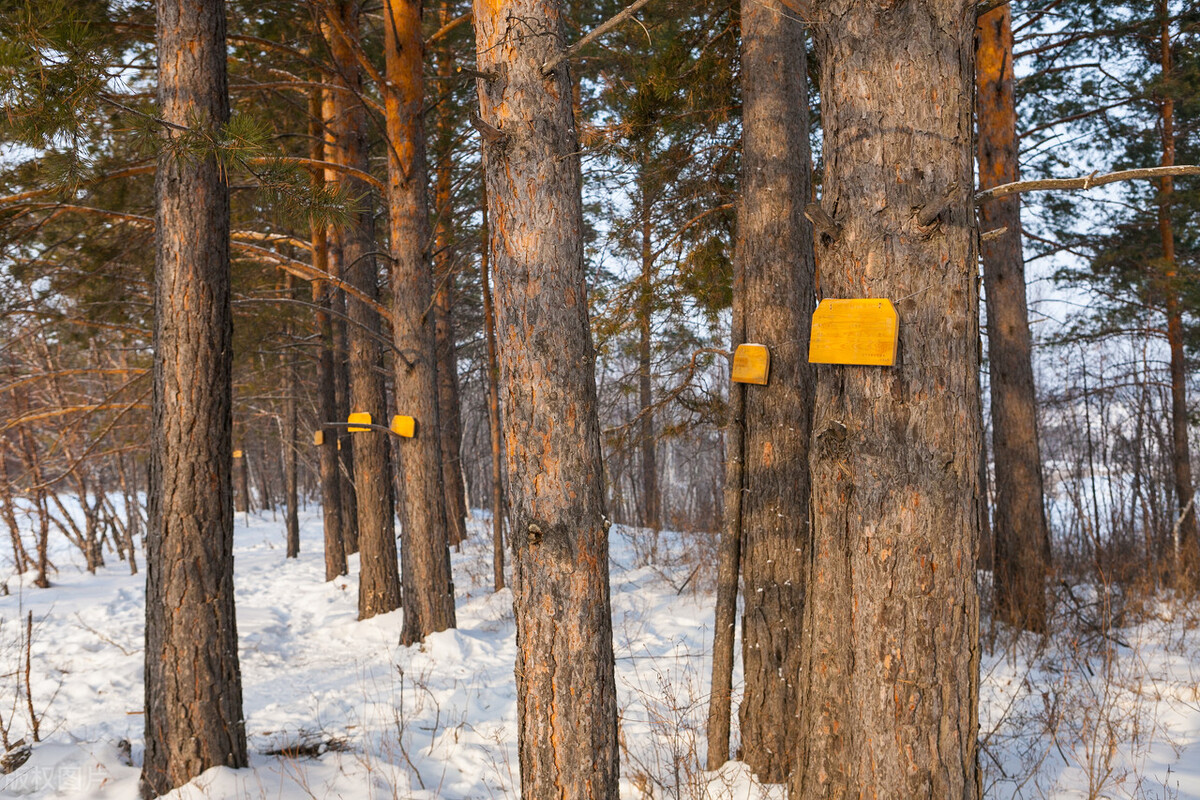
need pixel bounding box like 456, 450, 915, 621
347, 412, 372, 432
731, 343, 770, 385
390, 415, 416, 438
313, 430, 324, 446
233, 450, 243, 459
808, 299, 899, 367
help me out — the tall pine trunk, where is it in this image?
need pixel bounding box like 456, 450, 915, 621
734, 0, 816, 781
976, 3, 1049, 632
142, 0, 248, 793
431, 0, 470, 551
637, 170, 660, 535
384, 0, 457, 643
472, 1, 619, 795
481, 192, 506, 592
706, 216, 746, 771
1157, 1, 1199, 590
311, 86, 346, 579
325, 0, 400, 618
285, 278, 300, 558
792, 2, 981, 796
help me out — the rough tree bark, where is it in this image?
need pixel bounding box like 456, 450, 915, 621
480, 191, 506, 593
141, 0, 248, 793
314, 271, 347, 579
324, 0, 400, 618
734, 0, 817, 782
311, 86, 346, 580
791, 2, 982, 797
706, 227, 746, 771
1156, 1, 1200, 591
384, 0, 457, 643
472, 0, 620, 796
324, 85, 359, 557
976, 3, 1049, 632
430, 0, 470, 550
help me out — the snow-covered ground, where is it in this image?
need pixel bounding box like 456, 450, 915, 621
1, 505, 1198, 799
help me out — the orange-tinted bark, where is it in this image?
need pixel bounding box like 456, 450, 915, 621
472, 1, 619, 796
383, 0, 457, 643
976, 4, 1050, 631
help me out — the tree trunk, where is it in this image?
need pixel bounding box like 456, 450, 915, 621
426, 0, 470, 551
384, 0, 457, 643
706, 238, 746, 772
734, 0, 816, 782
315, 269, 347, 579
976, 3, 1049, 632
142, 0, 248, 793
435, 284, 469, 547
235, 451, 249, 516
285, 303, 300, 559
481, 189, 506, 593
325, 0, 400, 619
472, 1, 619, 796
0, 453, 30, 575
324, 86, 359, 556
1156, 1, 1199, 592
638, 171, 660, 535
791, 3, 981, 798
312, 86, 346, 580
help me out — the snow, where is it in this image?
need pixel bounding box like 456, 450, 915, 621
1, 505, 1199, 799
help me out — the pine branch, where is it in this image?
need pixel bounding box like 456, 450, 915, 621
975, 165, 1200, 203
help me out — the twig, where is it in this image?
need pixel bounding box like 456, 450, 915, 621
980, 226, 1008, 242
457, 66, 497, 82
975, 164, 1200, 203
541, 0, 657, 75
24, 613, 39, 743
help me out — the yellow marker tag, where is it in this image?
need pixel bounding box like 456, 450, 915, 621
809, 299, 899, 366
233, 450, 243, 459
390, 415, 416, 438
337, 440, 341, 451
731, 343, 770, 385
347, 412, 372, 432
313, 430, 324, 446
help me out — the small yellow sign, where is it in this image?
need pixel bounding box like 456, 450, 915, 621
731, 343, 770, 385
313, 430, 324, 446
390, 415, 416, 438
233, 450, 243, 459
808, 299, 899, 367
347, 412, 372, 432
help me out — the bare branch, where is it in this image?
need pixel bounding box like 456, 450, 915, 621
542, 0, 656, 75
975, 164, 1200, 203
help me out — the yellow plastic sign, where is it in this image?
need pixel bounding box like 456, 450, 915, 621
313, 430, 324, 446
390, 415, 416, 438
731, 343, 770, 385
347, 412, 372, 432
808, 299, 899, 367
233, 450, 243, 459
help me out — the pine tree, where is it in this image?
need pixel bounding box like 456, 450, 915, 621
142, 0, 249, 793
976, 3, 1051, 632
791, 1, 982, 795
472, 0, 620, 795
